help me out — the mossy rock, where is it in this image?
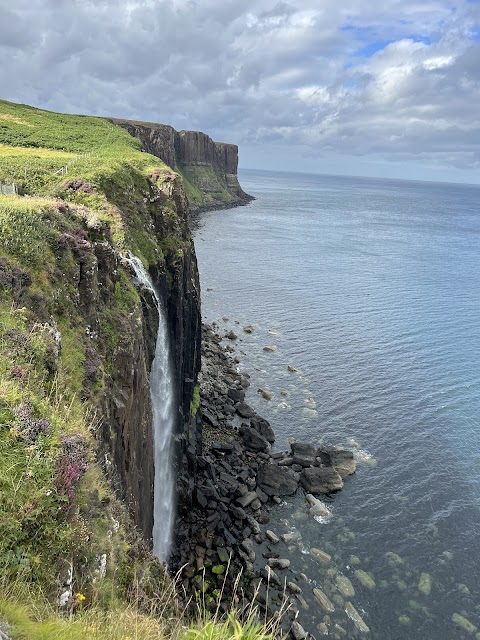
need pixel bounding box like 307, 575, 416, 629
212, 565, 225, 575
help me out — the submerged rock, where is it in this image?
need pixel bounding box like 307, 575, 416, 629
310, 548, 331, 564
313, 588, 335, 612
335, 574, 355, 598
451, 613, 477, 634
345, 602, 369, 633
257, 388, 273, 401
355, 569, 376, 590
418, 572, 432, 596
263, 345, 277, 352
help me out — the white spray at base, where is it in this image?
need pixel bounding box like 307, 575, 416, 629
127, 255, 176, 563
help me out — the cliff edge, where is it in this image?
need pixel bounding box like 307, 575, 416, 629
111, 118, 254, 212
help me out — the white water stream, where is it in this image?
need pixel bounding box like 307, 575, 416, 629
127, 255, 176, 562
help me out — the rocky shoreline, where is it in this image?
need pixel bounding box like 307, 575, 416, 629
173, 324, 363, 638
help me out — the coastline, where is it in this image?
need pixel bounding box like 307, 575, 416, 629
173, 322, 359, 637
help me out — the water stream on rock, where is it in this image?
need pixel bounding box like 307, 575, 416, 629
127, 255, 176, 562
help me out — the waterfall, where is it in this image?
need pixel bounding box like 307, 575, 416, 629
126, 255, 176, 562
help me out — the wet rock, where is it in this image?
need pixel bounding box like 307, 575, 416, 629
226, 330, 238, 340
262, 565, 282, 587
345, 602, 369, 633
300, 467, 343, 493
263, 345, 277, 352
281, 531, 301, 544
317, 622, 328, 636
257, 463, 298, 496
313, 588, 335, 613
288, 365, 298, 372
291, 621, 307, 640
418, 572, 431, 596
335, 574, 355, 598
287, 581, 302, 594
291, 442, 317, 467
305, 494, 332, 518
451, 613, 477, 634
239, 425, 270, 453
243, 325, 255, 333
250, 416, 275, 443
267, 558, 291, 570
266, 530, 280, 544
318, 448, 356, 477
354, 569, 376, 589
278, 457, 294, 466
310, 548, 331, 564
258, 388, 273, 400
385, 552, 404, 567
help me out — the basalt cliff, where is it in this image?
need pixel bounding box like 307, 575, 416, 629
0, 99, 243, 604
111, 118, 253, 212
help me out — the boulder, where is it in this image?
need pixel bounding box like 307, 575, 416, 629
239, 425, 270, 453
227, 388, 245, 403
318, 448, 356, 477
257, 463, 299, 496
300, 467, 343, 493
290, 442, 317, 467
236, 402, 255, 418
251, 415, 275, 443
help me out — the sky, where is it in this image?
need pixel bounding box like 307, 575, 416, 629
1, 0, 480, 183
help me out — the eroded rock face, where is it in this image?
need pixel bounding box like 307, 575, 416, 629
112, 118, 253, 211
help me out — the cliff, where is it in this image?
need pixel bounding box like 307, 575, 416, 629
0, 99, 202, 596
111, 118, 253, 212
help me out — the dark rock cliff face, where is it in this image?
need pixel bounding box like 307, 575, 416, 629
111, 118, 253, 211
69, 171, 201, 544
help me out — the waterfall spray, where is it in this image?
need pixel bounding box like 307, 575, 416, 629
126, 255, 176, 562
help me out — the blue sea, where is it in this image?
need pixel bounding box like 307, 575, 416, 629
193, 169, 480, 639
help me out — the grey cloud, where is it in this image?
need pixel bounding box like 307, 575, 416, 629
0, 0, 479, 178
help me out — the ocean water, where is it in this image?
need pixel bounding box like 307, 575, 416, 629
193, 169, 480, 639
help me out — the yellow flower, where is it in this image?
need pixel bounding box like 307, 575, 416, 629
75, 592, 86, 602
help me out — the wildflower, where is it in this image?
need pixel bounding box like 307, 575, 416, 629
75, 592, 86, 602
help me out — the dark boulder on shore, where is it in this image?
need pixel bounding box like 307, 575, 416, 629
239, 425, 270, 453
257, 463, 298, 496
251, 415, 275, 443
290, 442, 317, 467
318, 448, 356, 477
236, 402, 255, 418
300, 466, 344, 493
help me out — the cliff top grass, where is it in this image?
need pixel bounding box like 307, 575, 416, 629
0, 99, 184, 264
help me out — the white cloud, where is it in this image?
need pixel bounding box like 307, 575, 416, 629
0, 0, 479, 179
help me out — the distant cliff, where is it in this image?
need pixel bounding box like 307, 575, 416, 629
111, 119, 253, 212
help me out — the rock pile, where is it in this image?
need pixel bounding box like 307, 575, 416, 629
173, 324, 357, 637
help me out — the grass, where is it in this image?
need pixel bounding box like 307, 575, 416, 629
0, 99, 272, 640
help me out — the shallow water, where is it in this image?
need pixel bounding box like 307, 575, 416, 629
194, 169, 480, 639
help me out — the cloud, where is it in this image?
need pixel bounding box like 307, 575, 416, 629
0, 0, 479, 178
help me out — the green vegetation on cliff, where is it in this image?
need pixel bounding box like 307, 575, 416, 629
0, 100, 262, 640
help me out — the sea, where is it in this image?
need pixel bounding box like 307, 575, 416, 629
193, 168, 480, 640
